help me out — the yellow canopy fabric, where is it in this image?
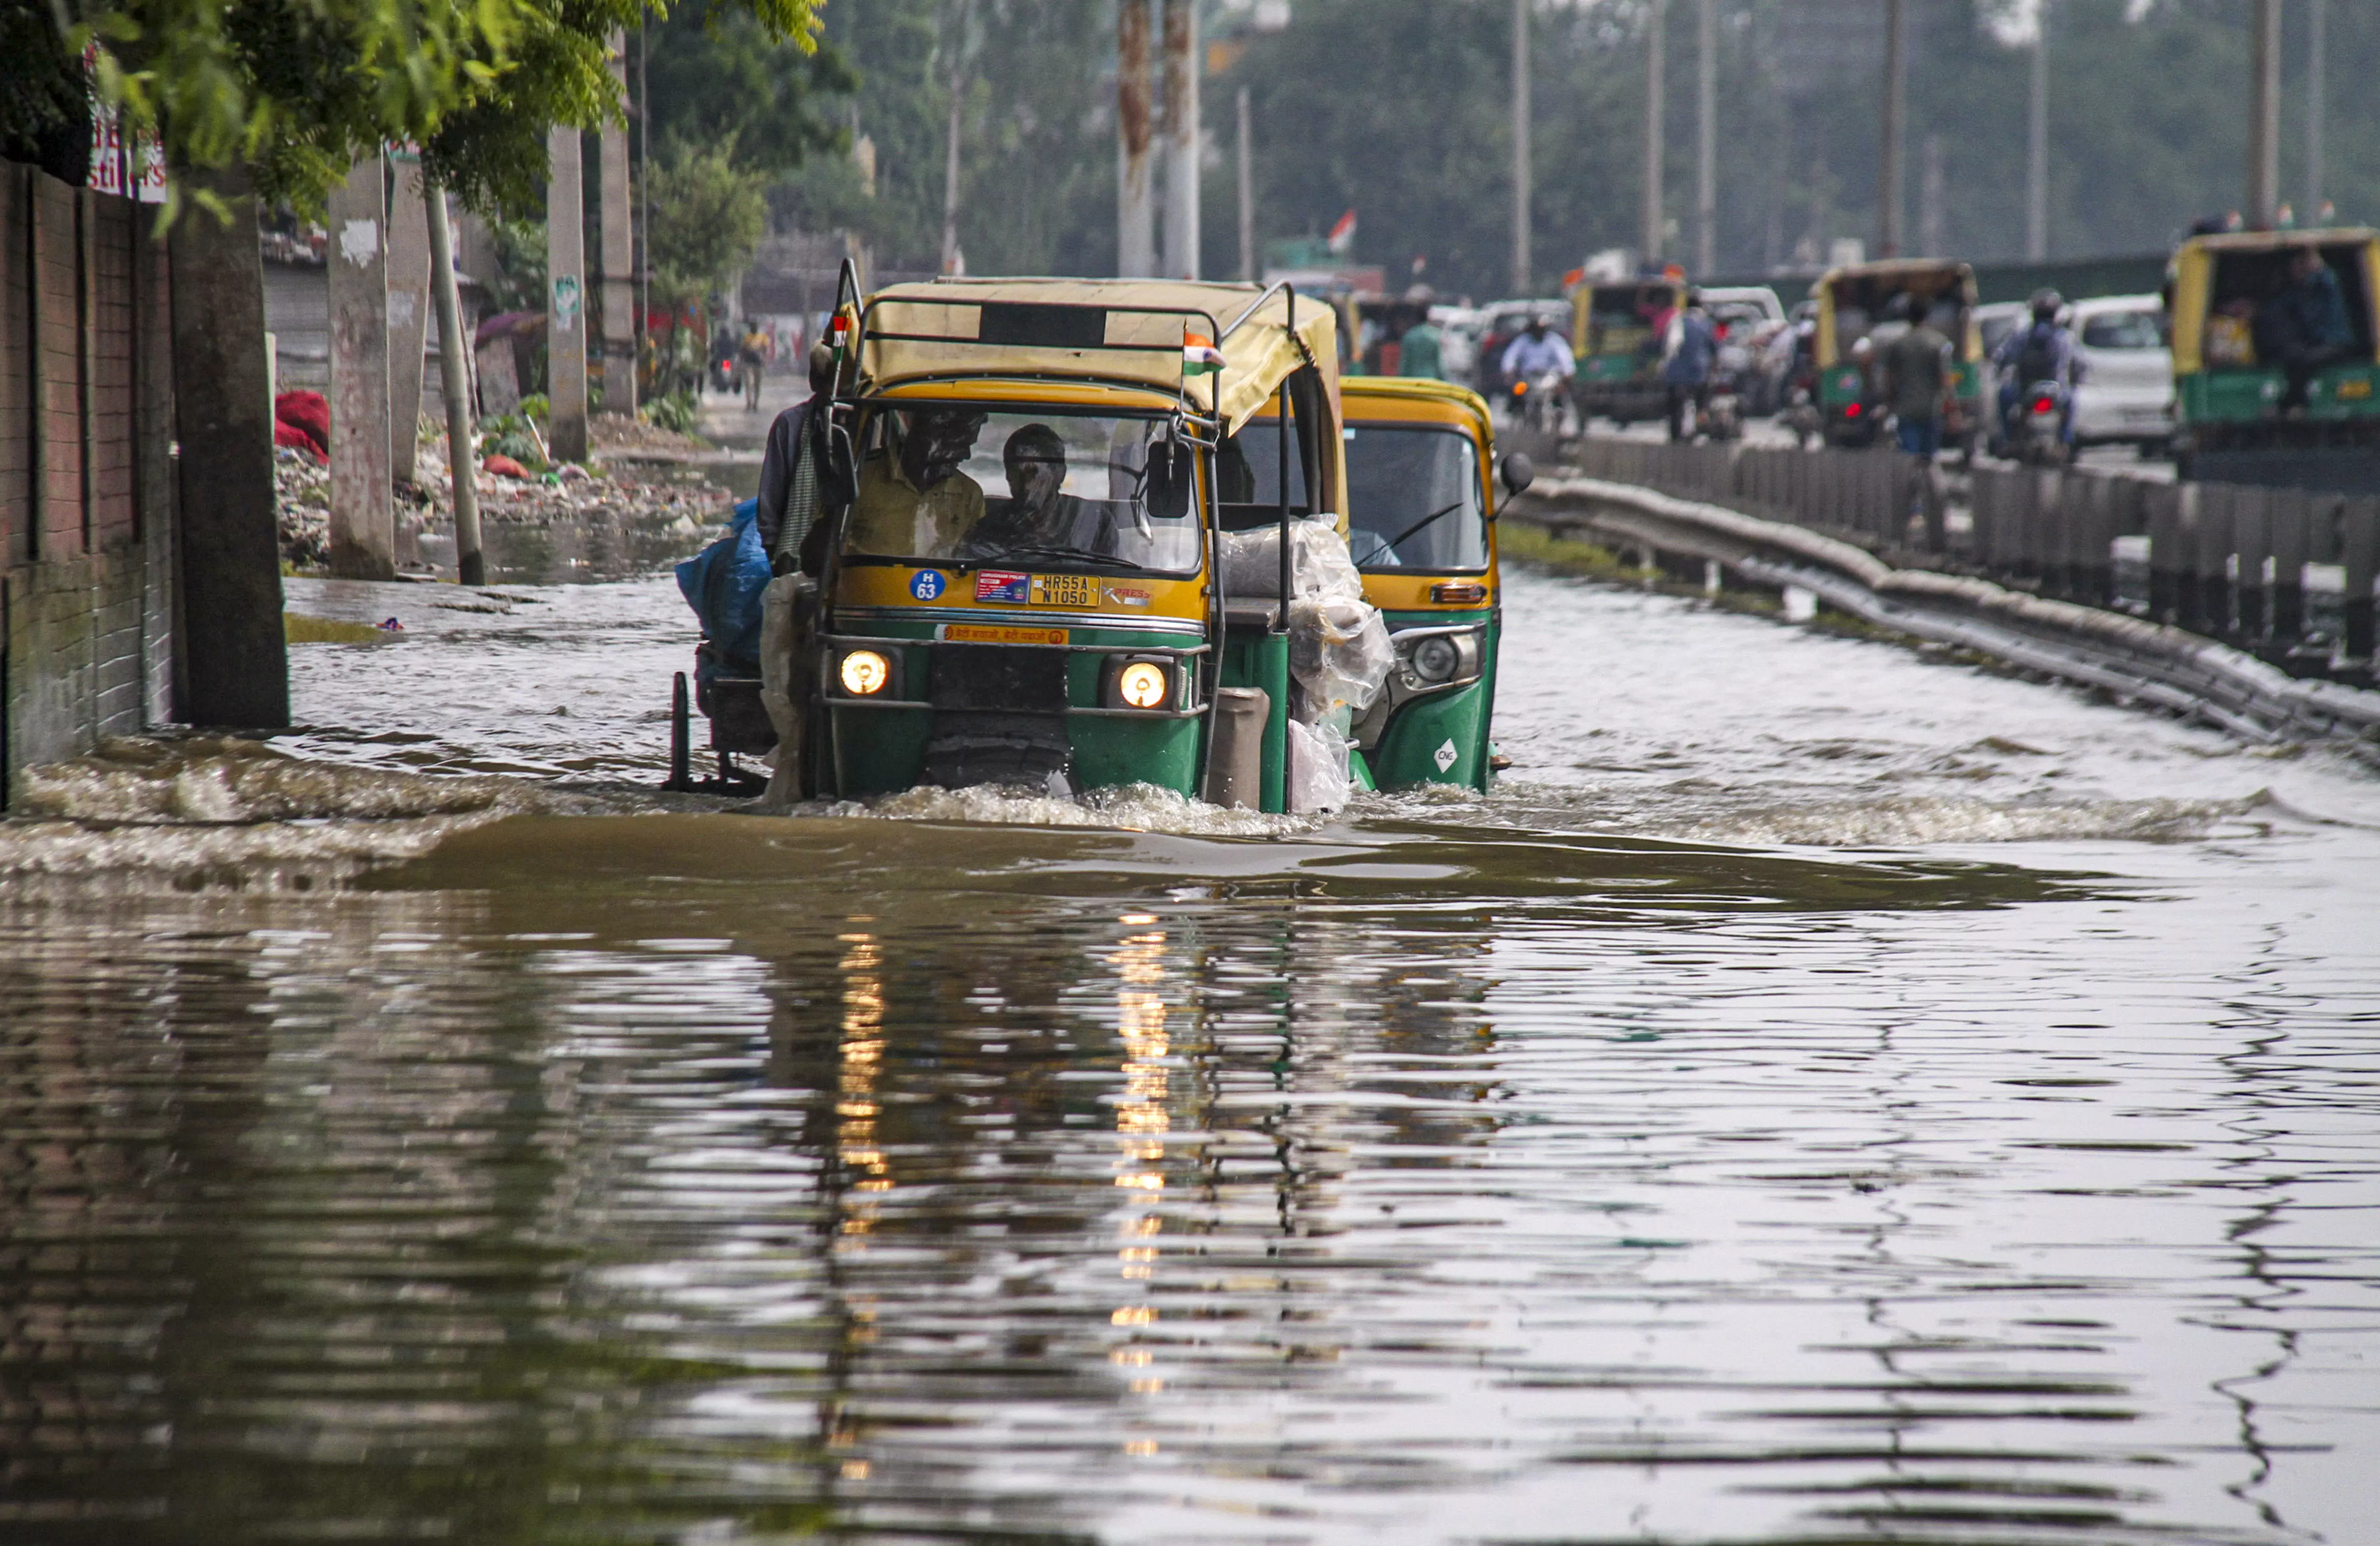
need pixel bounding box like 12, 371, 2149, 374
858, 278, 1339, 435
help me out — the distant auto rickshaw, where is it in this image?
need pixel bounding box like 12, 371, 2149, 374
684, 272, 1390, 815
2167, 228, 2380, 491
1348, 292, 1435, 376
1810, 259, 1984, 454
1570, 277, 1687, 425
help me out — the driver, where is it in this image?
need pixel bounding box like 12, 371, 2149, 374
958, 423, 1091, 559
845, 407, 988, 557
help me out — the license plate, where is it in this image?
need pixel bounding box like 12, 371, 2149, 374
939, 623, 1069, 646
1031, 573, 1098, 609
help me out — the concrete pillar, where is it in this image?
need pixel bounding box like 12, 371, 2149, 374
1236, 86, 1254, 281
1695, 0, 1714, 274
326, 152, 395, 580
1878, 0, 1905, 257
1161, 0, 1199, 280
602, 29, 637, 416
1117, 0, 1155, 278
167, 164, 289, 728
547, 126, 589, 463
385, 156, 432, 485
2026, 17, 2048, 260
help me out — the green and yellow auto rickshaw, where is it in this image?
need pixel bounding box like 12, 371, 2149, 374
1570, 277, 1686, 425
2168, 227, 2380, 490
1342, 378, 1522, 789
758, 275, 1367, 814
1811, 259, 1984, 452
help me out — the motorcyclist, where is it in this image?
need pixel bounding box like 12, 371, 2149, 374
1993, 288, 2082, 449
1497, 316, 1574, 419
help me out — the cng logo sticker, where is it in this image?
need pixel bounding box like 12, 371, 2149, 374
1433, 739, 1459, 774
909, 569, 948, 601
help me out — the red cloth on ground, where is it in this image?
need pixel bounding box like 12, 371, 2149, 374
273, 420, 324, 461
274, 391, 330, 456
481, 453, 531, 479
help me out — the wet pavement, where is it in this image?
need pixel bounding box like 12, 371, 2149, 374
2, 549, 2377, 1544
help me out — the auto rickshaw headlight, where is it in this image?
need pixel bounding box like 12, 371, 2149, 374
1103, 655, 1177, 711
1410, 636, 1461, 683
838, 649, 892, 696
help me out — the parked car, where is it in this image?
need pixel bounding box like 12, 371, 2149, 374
1699, 285, 1786, 414
2068, 293, 2173, 454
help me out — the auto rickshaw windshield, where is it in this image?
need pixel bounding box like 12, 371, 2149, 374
1342, 425, 1487, 572
840, 405, 1204, 574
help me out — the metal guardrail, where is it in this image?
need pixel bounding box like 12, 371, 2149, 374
1562, 436, 2380, 682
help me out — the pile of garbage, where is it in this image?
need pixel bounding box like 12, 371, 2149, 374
270, 392, 732, 571
1221, 517, 1395, 814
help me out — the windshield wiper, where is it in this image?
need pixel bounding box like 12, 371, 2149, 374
996, 544, 1147, 571
1378, 498, 1470, 556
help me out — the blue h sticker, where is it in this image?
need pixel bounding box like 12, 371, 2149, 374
909, 570, 948, 601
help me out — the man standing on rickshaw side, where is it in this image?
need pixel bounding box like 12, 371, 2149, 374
752, 343, 843, 806
1881, 293, 1953, 547
1663, 292, 1717, 442
2260, 245, 2356, 415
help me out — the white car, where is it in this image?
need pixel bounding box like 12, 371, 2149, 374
2069, 294, 2173, 452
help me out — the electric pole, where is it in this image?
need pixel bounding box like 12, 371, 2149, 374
1512, 0, 1531, 294
2307, 0, 2326, 217
2248, 0, 2280, 226
1162, 0, 1199, 279
2026, 7, 2048, 261
1642, 0, 1664, 265
1696, 0, 1715, 274
1237, 86, 1255, 282
1878, 0, 1905, 258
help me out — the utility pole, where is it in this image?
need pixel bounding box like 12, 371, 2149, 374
1878, 0, 1905, 258
1512, 0, 1531, 294
547, 126, 588, 463
1237, 85, 1255, 281
2026, 8, 2048, 261
1695, 0, 1715, 275
1642, 0, 1665, 265
601, 28, 636, 415
1117, 0, 1155, 278
2306, 0, 2326, 217
1162, 0, 1199, 279
1919, 133, 1946, 258
326, 151, 394, 580
638, 23, 650, 381
942, 61, 964, 274
2248, 0, 2280, 226
426, 187, 485, 587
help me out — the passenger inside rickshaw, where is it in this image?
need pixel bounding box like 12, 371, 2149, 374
843, 407, 1202, 571
1340, 423, 1486, 571
2202, 243, 2372, 377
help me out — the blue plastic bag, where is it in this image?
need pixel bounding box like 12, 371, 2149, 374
675, 498, 771, 672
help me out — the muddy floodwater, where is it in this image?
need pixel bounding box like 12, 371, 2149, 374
4, 562, 2378, 1546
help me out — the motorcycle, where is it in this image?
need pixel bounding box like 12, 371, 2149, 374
1509, 369, 1570, 434
2005, 379, 2072, 467
1700, 368, 1744, 443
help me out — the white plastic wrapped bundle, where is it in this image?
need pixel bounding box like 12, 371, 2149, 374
1285, 717, 1352, 814
1220, 515, 1395, 733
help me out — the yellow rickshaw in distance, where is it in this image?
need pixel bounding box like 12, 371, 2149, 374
2167, 227, 2380, 491
793, 273, 1354, 813
1810, 259, 1984, 452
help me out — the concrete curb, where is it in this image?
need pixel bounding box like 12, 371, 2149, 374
1517, 474, 2380, 749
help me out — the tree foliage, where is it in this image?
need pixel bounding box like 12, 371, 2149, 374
648, 141, 769, 306
645, 2, 853, 177
31, 0, 822, 218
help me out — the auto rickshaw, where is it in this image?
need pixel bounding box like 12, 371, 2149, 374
1342, 379, 1526, 788
1810, 259, 1984, 453
707, 273, 1369, 814
2167, 228, 2380, 491
1571, 277, 1686, 425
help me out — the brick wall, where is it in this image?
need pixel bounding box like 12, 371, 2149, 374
0, 159, 178, 807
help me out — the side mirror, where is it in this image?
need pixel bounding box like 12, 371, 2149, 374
1498, 452, 1536, 499
1144, 436, 1192, 521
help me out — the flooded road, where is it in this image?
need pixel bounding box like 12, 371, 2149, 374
4, 562, 2378, 1544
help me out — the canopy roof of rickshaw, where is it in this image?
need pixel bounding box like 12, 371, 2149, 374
857, 278, 1338, 436
1810, 259, 1978, 299
2174, 226, 2378, 255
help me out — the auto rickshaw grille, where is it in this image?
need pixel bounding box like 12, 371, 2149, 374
921, 644, 1075, 793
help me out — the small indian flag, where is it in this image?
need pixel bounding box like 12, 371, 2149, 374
1183, 332, 1226, 375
